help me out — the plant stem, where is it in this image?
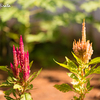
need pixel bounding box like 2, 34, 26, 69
80, 64, 85, 100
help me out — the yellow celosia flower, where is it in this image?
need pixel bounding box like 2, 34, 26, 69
73, 19, 93, 63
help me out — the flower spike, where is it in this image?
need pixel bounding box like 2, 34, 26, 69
20, 35, 24, 70
11, 35, 30, 82
73, 19, 93, 63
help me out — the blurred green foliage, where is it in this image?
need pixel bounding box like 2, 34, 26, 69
0, 0, 100, 68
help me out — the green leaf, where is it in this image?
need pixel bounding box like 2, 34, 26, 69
86, 80, 90, 90
28, 72, 37, 81
0, 81, 12, 87
13, 84, 23, 91
7, 76, 15, 83
89, 57, 100, 65
65, 57, 78, 73
73, 96, 79, 100
54, 84, 72, 93
20, 93, 32, 100
29, 68, 42, 82
4, 88, 14, 95
54, 59, 68, 68
29, 61, 33, 68
71, 52, 82, 64
88, 86, 94, 91
12, 77, 17, 81
85, 64, 96, 77
12, 90, 16, 97
4, 95, 14, 100
93, 66, 100, 74
26, 84, 33, 90
54, 58, 78, 74
73, 84, 80, 92
67, 73, 78, 80
18, 64, 21, 68
8, 70, 14, 77
0, 66, 9, 72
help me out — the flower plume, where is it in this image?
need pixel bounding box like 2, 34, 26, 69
11, 35, 30, 81
73, 19, 93, 63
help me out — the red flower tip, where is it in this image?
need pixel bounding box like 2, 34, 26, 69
20, 35, 23, 43
13, 45, 15, 51
10, 63, 13, 69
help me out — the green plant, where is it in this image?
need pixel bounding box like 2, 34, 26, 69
0, 36, 42, 100
54, 20, 100, 100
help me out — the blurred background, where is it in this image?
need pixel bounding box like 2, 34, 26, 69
1, 0, 100, 100
0, 0, 100, 68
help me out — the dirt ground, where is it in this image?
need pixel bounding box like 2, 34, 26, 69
0, 69, 100, 100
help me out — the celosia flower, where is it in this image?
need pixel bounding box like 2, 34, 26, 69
73, 19, 93, 63
10, 35, 30, 82
23, 52, 30, 81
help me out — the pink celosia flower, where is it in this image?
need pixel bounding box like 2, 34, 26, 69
20, 35, 24, 70
23, 52, 30, 81
10, 35, 30, 82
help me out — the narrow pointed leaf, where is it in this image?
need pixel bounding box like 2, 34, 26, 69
85, 64, 97, 77
86, 80, 90, 90
72, 52, 82, 64
88, 86, 94, 91
12, 90, 16, 97
54, 59, 78, 74
26, 84, 33, 90
29, 61, 33, 68
4, 96, 14, 100
89, 57, 100, 65
28, 72, 37, 81
0, 66, 9, 72
7, 76, 15, 83
92, 66, 100, 74
29, 68, 42, 82
0, 81, 12, 87
54, 59, 68, 68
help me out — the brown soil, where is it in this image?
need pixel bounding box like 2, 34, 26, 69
0, 69, 100, 100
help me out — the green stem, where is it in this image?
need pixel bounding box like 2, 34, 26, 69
80, 64, 85, 100
80, 93, 84, 100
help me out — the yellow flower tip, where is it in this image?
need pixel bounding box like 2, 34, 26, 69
82, 19, 86, 42
79, 39, 80, 43
83, 19, 85, 23
73, 39, 76, 45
